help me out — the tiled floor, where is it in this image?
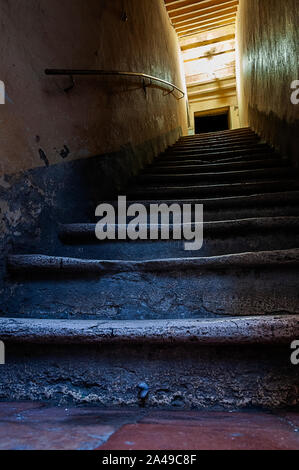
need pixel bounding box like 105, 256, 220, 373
0, 402, 298, 450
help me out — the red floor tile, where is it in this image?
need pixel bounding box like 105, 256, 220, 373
0, 403, 141, 450
1, 403, 299, 451
100, 412, 299, 450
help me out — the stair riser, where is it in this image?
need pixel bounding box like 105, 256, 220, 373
105, 192, 299, 211
180, 129, 253, 136
86, 204, 299, 223
179, 129, 253, 139
128, 181, 299, 199
3, 267, 299, 319
0, 342, 297, 409
144, 160, 288, 174
156, 154, 279, 166
203, 206, 299, 221
171, 139, 261, 149
57, 228, 299, 260
53, 234, 299, 260
162, 148, 274, 159
92, 206, 299, 222
169, 139, 266, 147
137, 168, 294, 185
179, 138, 258, 145
170, 141, 263, 151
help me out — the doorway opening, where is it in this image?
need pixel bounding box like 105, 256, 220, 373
194, 109, 229, 134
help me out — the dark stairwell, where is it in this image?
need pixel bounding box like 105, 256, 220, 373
0, 0, 298, 437
1, 127, 299, 409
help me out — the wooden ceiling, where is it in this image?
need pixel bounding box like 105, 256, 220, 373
164, 0, 239, 38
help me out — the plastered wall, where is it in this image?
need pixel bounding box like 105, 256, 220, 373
236, 0, 299, 163
0, 0, 187, 176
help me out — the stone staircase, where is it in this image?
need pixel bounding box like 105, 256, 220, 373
1, 127, 299, 409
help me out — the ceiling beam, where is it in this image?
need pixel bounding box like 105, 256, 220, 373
170, 0, 238, 21
166, 0, 227, 10
167, 0, 238, 17
173, 7, 237, 28
186, 74, 236, 88
177, 15, 236, 35
172, 5, 237, 26
165, 0, 191, 6
188, 83, 236, 97
179, 25, 235, 49
178, 21, 236, 37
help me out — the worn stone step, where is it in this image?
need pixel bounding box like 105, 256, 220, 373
171, 139, 261, 150
156, 153, 281, 166
52, 217, 299, 260
96, 192, 299, 224
1, 316, 298, 345
170, 141, 264, 152
177, 131, 257, 141
171, 141, 261, 152
0, 316, 298, 408
203, 205, 299, 221
166, 146, 270, 157
137, 167, 295, 185
103, 191, 299, 222
60, 217, 299, 240
96, 207, 299, 224
160, 147, 274, 161
108, 191, 299, 209
179, 128, 253, 140
171, 136, 263, 145
8, 249, 299, 274
128, 180, 299, 199
4, 250, 299, 319
144, 158, 288, 175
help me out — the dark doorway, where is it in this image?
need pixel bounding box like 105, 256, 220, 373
195, 112, 229, 134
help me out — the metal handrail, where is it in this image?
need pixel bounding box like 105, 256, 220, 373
45, 69, 185, 99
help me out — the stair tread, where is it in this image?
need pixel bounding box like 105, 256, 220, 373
158, 155, 279, 165
146, 159, 287, 172
8, 248, 299, 274
171, 141, 263, 148
164, 146, 271, 154
171, 143, 262, 150
1, 315, 298, 345
60, 217, 299, 234
140, 167, 293, 179
97, 192, 299, 214
179, 128, 252, 138
130, 179, 299, 194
